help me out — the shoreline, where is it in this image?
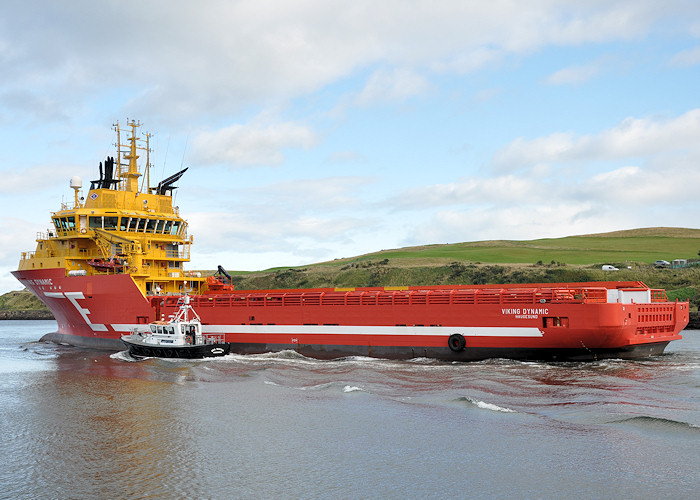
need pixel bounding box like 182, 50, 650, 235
0, 310, 55, 320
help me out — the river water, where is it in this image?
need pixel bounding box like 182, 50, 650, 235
1, 320, 698, 499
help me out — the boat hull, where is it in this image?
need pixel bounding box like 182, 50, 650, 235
13, 268, 688, 362
121, 338, 230, 359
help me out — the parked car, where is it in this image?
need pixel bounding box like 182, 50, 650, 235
654, 260, 671, 268
601, 265, 619, 271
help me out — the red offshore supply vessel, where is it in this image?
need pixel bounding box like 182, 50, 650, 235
13, 121, 688, 361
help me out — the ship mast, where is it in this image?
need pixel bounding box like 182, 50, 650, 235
121, 120, 142, 192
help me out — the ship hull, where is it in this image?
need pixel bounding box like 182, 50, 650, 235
13, 268, 688, 361
226, 339, 671, 361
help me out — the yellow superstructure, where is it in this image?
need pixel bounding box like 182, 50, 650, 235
17, 120, 205, 296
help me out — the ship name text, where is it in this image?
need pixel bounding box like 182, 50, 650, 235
20, 278, 54, 286
502, 307, 549, 319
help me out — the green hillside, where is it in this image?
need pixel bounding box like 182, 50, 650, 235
216, 227, 700, 309
319, 227, 700, 268
0, 289, 53, 319
0, 290, 47, 310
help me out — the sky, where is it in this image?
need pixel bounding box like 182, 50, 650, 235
2, 0, 700, 294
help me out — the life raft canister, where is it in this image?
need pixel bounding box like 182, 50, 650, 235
448, 333, 466, 352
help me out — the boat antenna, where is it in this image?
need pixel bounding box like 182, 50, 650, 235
180, 134, 189, 169
160, 134, 171, 184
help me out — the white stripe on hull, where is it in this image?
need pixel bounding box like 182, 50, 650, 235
112, 323, 543, 337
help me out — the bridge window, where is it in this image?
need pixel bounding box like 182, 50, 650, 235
120, 217, 128, 231
144, 219, 157, 233
53, 218, 61, 231
89, 216, 103, 230
104, 216, 118, 230
128, 217, 140, 232
163, 220, 172, 234
170, 220, 180, 235
60, 216, 76, 231
154, 219, 164, 233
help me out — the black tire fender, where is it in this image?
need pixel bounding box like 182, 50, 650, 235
448, 333, 466, 352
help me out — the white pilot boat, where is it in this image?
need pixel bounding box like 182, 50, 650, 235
121, 294, 230, 359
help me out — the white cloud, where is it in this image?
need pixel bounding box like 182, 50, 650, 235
252, 176, 373, 209
386, 109, 700, 246
0, 164, 80, 194
387, 175, 543, 210
669, 45, 700, 67
406, 203, 601, 245
575, 159, 700, 204
191, 121, 318, 166
356, 68, 431, 106
492, 133, 577, 173
3, 0, 700, 294
493, 108, 700, 171
188, 210, 368, 255
545, 60, 603, 85
2, 1, 695, 122
326, 150, 366, 164
0, 217, 43, 270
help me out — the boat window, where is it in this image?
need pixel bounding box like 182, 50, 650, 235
144, 219, 157, 233
66, 216, 76, 231
53, 219, 61, 231
157, 326, 163, 334
163, 220, 172, 234
150, 325, 157, 333
154, 219, 164, 233
181, 325, 186, 335
89, 216, 103, 230
171, 220, 180, 235
104, 216, 118, 230
120, 217, 128, 231
167, 326, 174, 335
166, 243, 179, 258
128, 218, 140, 232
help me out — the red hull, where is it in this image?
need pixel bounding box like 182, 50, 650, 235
13, 268, 688, 361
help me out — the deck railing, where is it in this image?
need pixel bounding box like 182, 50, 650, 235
173, 286, 660, 309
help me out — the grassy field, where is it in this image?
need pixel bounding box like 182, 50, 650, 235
217, 227, 700, 309
0, 289, 47, 310
316, 227, 700, 268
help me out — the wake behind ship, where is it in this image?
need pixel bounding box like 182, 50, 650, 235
13, 121, 689, 361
